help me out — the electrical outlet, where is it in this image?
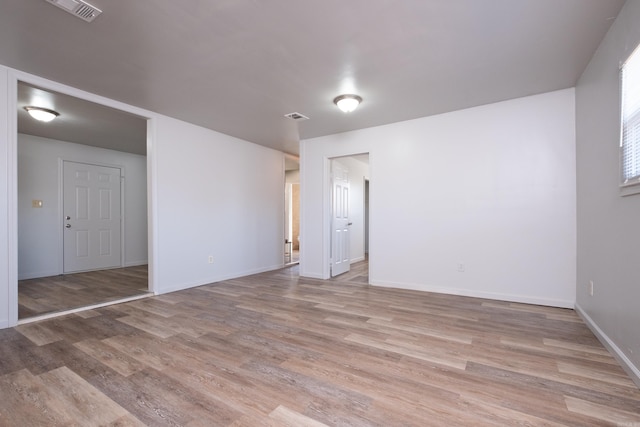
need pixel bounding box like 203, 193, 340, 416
208, 255, 214, 264
589, 280, 594, 296
457, 262, 465, 272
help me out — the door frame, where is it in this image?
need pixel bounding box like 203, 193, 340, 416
330, 158, 351, 277
59, 159, 126, 274
6, 68, 157, 327
284, 153, 300, 266
322, 152, 371, 280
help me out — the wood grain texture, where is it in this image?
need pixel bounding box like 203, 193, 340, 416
2, 261, 639, 426
18, 265, 149, 319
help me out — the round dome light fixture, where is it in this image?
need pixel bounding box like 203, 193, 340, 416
333, 94, 362, 113
24, 106, 60, 122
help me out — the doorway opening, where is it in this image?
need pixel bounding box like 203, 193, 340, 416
16, 80, 151, 321
284, 154, 300, 265
329, 153, 370, 279
364, 178, 369, 259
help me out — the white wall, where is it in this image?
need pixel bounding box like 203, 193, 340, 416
153, 116, 284, 293
301, 89, 576, 308
17, 134, 148, 279
0, 65, 286, 327
575, 0, 640, 384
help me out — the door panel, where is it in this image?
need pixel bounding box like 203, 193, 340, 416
63, 161, 122, 273
331, 160, 350, 277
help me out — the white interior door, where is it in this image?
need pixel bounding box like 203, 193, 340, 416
63, 161, 122, 273
331, 160, 350, 277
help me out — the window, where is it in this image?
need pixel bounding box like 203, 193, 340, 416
621, 43, 640, 189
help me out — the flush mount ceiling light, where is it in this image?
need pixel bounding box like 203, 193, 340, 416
333, 94, 362, 113
24, 106, 60, 122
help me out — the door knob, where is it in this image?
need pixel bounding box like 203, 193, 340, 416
65, 224, 71, 228
66, 215, 71, 220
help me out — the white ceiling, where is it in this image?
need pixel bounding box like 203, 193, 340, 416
1, 0, 625, 156
18, 82, 147, 155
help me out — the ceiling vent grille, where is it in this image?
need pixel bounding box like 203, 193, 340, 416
45, 0, 102, 22
284, 112, 309, 121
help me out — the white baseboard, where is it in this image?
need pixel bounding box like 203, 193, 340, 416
19, 262, 147, 280
157, 263, 284, 295
299, 271, 325, 279
371, 279, 575, 309
575, 303, 640, 388
17, 293, 153, 325
18, 270, 61, 280
124, 260, 148, 267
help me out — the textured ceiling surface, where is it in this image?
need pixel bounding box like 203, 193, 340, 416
1, 0, 625, 155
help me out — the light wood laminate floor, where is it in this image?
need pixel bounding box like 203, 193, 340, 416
18, 265, 149, 319
2, 261, 639, 426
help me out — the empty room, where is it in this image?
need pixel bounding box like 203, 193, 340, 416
1, 0, 639, 425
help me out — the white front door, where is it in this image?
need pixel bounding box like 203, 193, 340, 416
331, 160, 350, 277
63, 161, 122, 273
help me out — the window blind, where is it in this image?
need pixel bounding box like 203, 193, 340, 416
621, 45, 640, 183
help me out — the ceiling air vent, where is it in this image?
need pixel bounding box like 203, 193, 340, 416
284, 112, 309, 121
45, 0, 102, 22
